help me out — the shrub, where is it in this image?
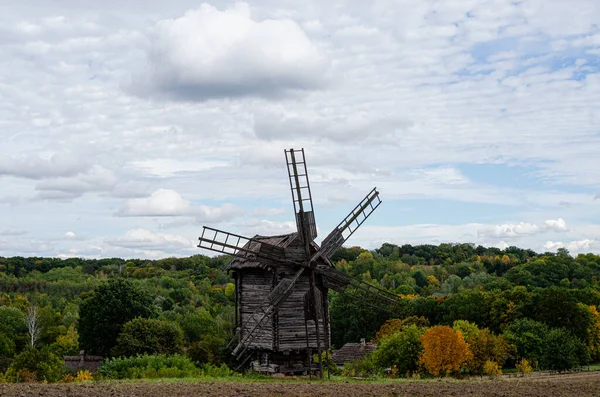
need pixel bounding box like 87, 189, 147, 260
60, 373, 76, 383
112, 317, 184, 357
516, 358, 533, 376
341, 355, 379, 378
17, 368, 37, 383
197, 363, 237, 377
99, 354, 198, 379
76, 369, 93, 382
483, 360, 502, 378
6, 347, 65, 383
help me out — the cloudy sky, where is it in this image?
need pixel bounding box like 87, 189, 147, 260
1, 0, 599, 259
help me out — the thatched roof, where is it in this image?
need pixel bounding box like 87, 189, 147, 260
331, 342, 377, 365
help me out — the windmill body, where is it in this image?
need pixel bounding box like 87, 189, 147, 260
198, 148, 382, 375
227, 234, 330, 373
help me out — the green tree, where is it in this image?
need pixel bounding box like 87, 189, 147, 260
541, 328, 590, 372
371, 324, 425, 376
442, 275, 463, 294
452, 320, 480, 342
78, 279, 157, 356
503, 318, 548, 365
6, 347, 65, 382
0, 306, 27, 351
329, 289, 392, 348
112, 317, 184, 357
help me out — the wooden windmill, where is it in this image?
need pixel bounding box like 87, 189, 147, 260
198, 148, 396, 376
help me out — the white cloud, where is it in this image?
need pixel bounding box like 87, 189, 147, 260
543, 239, 598, 253
478, 218, 569, 239
253, 108, 412, 143
33, 165, 117, 201
0, 153, 87, 179
132, 3, 329, 100
106, 228, 194, 251
117, 188, 245, 222
544, 218, 568, 232
235, 219, 297, 237
478, 222, 541, 239
118, 189, 191, 216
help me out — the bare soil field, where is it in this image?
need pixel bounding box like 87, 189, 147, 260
1, 372, 599, 397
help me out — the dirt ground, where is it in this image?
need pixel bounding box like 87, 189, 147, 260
1, 372, 599, 397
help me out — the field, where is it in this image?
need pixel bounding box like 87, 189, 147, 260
1, 372, 599, 397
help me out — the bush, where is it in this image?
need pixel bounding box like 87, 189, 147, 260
516, 358, 533, 376
341, 355, 380, 378
99, 354, 198, 379
483, 360, 502, 378
112, 317, 184, 357
76, 369, 93, 382
197, 363, 237, 377
6, 347, 65, 383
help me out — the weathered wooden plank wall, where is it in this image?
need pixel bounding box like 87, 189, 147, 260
276, 273, 327, 350
240, 270, 274, 350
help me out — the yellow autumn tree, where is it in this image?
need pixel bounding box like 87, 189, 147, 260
426, 275, 440, 288
587, 305, 600, 361
464, 329, 509, 376
419, 326, 472, 377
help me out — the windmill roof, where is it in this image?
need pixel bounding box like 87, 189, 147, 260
331, 342, 378, 365
225, 232, 333, 271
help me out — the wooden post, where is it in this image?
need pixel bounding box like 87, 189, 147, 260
305, 315, 311, 380
310, 270, 323, 379
322, 286, 331, 380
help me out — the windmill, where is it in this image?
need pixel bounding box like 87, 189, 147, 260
197, 148, 396, 376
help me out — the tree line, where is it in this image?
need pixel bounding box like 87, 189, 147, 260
0, 242, 599, 381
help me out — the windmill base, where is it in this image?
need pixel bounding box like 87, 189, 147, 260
249, 351, 321, 375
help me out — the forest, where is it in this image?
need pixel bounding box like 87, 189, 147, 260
0, 242, 599, 381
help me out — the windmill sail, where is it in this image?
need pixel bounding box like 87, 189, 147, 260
198, 227, 291, 266
285, 148, 317, 242
316, 264, 401, 306
318, 187, 381, 259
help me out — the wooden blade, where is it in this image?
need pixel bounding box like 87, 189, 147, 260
285, 148, 317, 241
198, 226, 288, 266
316, 264, 400, 306
318, 188, 381, 259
